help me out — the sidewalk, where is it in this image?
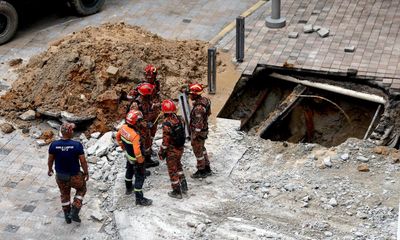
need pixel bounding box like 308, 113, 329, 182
216, 0, 400, 90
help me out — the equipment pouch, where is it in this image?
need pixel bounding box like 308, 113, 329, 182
56, 173, 71, 181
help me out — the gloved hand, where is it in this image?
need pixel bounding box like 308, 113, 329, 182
158, 148, 167, 160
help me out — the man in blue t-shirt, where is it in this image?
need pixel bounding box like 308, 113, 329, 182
48, 123, 89, 224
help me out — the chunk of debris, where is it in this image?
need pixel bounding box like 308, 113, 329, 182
36, 108, 61, 118
356, 156, 369, 162
373, 146, 390, 155
357, 163, 370, 172
187, 222, 197, 228
87, 156, 98, 164
90, 211, 105, 222
340, 153, 349, 161
90, 132, 101, 139
36, 140, 47, 146
313, 25, 321, 32
303, 24, 313, 33
106, 66, 119, 75
8, 58, 23, 67
0, 123, 14, 134
323, 156, 332, 168
344, 46, 356, 53
288, 32, 299, 39
87, 132, 114, 157
317, 28, 330, 38
19, 110, 36, 121
47, 120, 61, 129
328, 198, 338, 207
61, 111, 96, 122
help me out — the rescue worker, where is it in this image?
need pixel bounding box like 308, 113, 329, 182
47, 123, 89, 224
158, 99, 188, 199
128, 83, 160, 168
116, 110, 152, 206
127, 64, 161, 100
188, 83, 212, 179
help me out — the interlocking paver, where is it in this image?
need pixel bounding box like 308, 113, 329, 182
218, 0, 400, 89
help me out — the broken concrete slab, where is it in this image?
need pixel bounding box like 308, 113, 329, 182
36, 108, 61, 118
61, 111, 96, 122
47, 120, 61, 129
303, 24, 313, 33
90, 210, 105, 222
288, 32, 299, 39
19, 110, 36, 121
87, 132, 115, 157
317, 28, 330, 38
106, 66, 119, 75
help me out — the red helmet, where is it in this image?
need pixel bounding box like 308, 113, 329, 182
189, 83, 203, 95
144, 64, 157, 80
137, 83, 155, 96
161, 99, 177, 113
126, 110, 143, 125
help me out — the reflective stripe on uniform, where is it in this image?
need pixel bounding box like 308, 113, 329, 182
125, 178, 133, 182
171, 180, 180, 185
197, 156, 205, 161
177, 171, 184, 175
75, 195, 83, 200
134, 188, 142, 192
161, 145, 168, 149
62, 201, 71, 206
195, 128, 202, 132
125, 152, 136, 162
121, 136, 132, 144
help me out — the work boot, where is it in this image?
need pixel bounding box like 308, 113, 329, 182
136, 197, 153, 206
191, 169, 208, 179
180, 179, 188, 194
70, 206, 81, 223
125, 187, 133, 195
64, 211, 72, 224
168, 189, 183, 199
144, 156, 159, 168
204, 166, 212, 176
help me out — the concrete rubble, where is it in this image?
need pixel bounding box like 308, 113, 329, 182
14, 117, 395, 239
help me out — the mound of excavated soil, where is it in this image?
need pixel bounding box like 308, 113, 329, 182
0, 23, 208, 132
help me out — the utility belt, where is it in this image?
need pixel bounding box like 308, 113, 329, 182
56, 171, 82, 182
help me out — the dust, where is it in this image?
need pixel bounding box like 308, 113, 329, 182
0, 23, 209, 132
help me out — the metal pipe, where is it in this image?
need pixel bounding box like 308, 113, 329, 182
363, 104, 382, 140
270, 73, 387, 104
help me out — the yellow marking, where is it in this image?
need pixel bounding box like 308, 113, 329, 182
209, 0, 268, 45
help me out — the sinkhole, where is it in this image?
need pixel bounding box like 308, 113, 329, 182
218, 67, 385, 147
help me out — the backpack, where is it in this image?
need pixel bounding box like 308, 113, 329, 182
164, 116, 186, 147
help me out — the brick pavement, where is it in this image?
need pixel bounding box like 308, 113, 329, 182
0, 129, 105, 239
0, 1, 260, 239
216, 0, 400, 90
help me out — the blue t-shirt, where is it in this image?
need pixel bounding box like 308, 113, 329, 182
49, 139, 84, 175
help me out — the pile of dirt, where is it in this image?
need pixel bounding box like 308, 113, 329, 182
0, 23, 209, 132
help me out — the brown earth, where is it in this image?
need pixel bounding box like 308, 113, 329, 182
0, 23, 211, 132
